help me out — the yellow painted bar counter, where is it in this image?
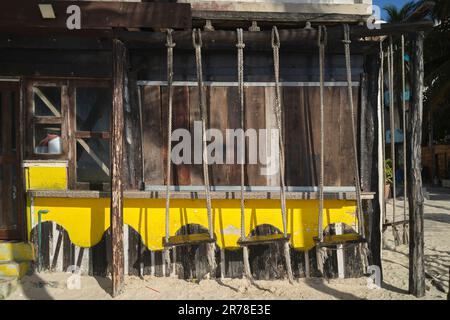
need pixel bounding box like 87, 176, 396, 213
25, 164, 370, 252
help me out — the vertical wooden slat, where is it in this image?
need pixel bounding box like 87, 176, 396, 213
301, 86, 319, 186
324, 86, 341, 186
226, 86, 240, 186
208, 86, 228, 185
245, 86, 266, 186
264, 87, 279, 187
141, 86, 164, 185
188, 86, 203, 185
339, 86, 355, 186
171, 86, 191, 185
111, 38, 126, 297
1, 91, 12, 228
17, 82, 25, 239
123, 63, 143, 190
283, 86, 301, 186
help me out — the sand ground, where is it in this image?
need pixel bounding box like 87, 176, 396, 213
7, 188, 450, 300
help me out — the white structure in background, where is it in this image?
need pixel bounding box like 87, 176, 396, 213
179, 0, 373, 16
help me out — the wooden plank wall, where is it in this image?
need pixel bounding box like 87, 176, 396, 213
141, 85, 359, 187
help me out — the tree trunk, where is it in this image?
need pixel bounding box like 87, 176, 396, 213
360, 56, 382, 276
407, 31, 425, 298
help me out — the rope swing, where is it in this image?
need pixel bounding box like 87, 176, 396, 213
271, 26, 294, 283
317, 25, 327, 243
236, 28, 252, 281
163, 29, 176, 275
315, 25, 369, 272
193, 28, 217, 275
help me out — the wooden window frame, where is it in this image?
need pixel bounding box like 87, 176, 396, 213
25, 79, 69, 160
69, 79, 111, 190
26, 78, 111, 190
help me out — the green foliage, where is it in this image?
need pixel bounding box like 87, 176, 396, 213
385, 159, 394, 185
383, 0, 450, 142
383, 1, 419, 22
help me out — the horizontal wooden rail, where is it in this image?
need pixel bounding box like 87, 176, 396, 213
28, 189, 375, 200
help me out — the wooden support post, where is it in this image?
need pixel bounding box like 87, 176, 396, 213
111, 38, 126, 297
361, 56, 383, 277
407, 31, 425, 298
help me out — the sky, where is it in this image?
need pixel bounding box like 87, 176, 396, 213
373, 0, 418, 20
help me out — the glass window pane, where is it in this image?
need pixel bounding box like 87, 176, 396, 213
34, 86, 61, 116
76, 87, 111, 132
76, 138, 110, 183
34, 124, 62, 154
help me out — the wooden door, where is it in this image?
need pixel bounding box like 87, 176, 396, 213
0, 82, 23, 240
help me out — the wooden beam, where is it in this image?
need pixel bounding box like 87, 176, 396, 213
407, 31, 425, 298
192, 10, 367, 24
111, 38, 126, 297
116, 21, 433, 50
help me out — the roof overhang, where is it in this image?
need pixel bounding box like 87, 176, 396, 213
0, 0, 192, 30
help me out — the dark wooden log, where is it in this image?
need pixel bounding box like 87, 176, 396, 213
111, 38, 126, 297
360, 56, 382, 276
116, 21, 433, 50
407, 31, 425, 298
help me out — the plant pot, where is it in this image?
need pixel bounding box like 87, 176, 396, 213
384, 184, 391, 199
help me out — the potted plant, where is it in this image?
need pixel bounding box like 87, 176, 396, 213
385, 159, 393, 199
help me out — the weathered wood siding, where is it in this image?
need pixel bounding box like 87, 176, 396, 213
140, 84, 360, 187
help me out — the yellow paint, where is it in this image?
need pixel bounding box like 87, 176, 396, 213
0, 242, 35, 262
30, 197, 357, 251
25, 167, 67, 190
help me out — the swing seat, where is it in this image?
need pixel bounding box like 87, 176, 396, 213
314, 233, 366, 247
163, 233, 216, 247
238, 234, 290, 246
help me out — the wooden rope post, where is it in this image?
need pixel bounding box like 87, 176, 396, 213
111, 38, 126, 297
407, 31, 425, 298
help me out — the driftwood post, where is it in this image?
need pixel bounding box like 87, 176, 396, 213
360, 56, 382, 276
111, 38, 126, 297
407, 31, 425, 297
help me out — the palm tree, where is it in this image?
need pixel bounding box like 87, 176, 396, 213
383, 1, 419, 23
383, 0, 450, 182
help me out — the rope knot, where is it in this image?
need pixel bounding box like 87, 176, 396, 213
165, 29, 176, 49
317, 25, 327, 47
236, 28, 245, 49
342, 24, 351, 45
271, 26, 280, 49
192, 28, 202, 48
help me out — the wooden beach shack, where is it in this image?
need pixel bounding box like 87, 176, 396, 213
0, 0, 430, 297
